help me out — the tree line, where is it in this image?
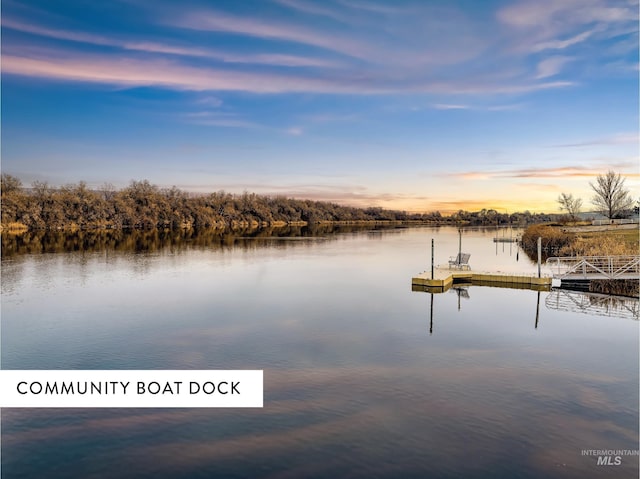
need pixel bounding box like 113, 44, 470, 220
1, 174, 552, 231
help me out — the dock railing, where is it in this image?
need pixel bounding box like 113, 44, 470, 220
546, 255, 640, 280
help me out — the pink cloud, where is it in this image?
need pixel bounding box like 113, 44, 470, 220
1, 17, 342, 68
0, 54, 360, 93
447, 165, 640, 180
1, 50, 576, 95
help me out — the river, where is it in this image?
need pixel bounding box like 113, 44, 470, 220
1, 226, 638, 478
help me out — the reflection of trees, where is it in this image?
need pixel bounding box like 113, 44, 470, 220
545, 290, 639, 320
0, 224, 410, 257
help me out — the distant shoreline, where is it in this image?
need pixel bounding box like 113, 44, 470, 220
1, 175, 556, 232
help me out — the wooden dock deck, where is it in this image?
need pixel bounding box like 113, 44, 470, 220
412, 267, 552, 293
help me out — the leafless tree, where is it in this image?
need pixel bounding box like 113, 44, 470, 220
557, 193, 582, 220
99, 182, 116, 202
590, 170, 634, 219
1, 173, 22, 193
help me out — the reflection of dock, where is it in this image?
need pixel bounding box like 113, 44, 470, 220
424, 284, 544, 335
493, 237, 518, 243
545, 290, 639, 320
412, 267, 551, 293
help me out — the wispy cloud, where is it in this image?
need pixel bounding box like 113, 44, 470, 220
517, 182, 566, 193
535, 56, 573, 79
182, 111, 260, 129
430, 102, 526, 111
1, 1, 634, 98
304, 112, 360, 123
188, 119, 260, 128
2, 17, 212, 57
553, 132, 639, 147
274, 0, 351, 23
432, 104, 470, 110
195, 96, 223, 108
337, 0, 415, 15
1, 17, 341, 68
172, 9, 374, 61
532, 30, 595, 52
497, 0, 637, 29
495, 0, 639, 89
425, 81, 575, 95
285, 127, 304, 136
486, 103, 526, 111
448, 163, 640, 180
445, 166, 588, 181
162, 3, 487, 70
0, 53, 351, 93
1, 49, 578, 95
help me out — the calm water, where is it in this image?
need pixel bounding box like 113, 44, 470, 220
1, 226, 638, 478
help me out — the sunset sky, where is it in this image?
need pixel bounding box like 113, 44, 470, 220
2, 0, 638, 214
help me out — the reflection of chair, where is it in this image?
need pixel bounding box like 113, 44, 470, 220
448, 253, 471, 270
450, 287, 470, 299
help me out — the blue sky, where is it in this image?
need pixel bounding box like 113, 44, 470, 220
1, 0, 638, 213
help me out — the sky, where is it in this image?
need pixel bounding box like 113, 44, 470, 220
1, 0, 638, 214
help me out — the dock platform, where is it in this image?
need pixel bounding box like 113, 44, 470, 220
412, 267, 552, 293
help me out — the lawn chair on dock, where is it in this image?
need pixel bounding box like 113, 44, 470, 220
448, 253, 471, 270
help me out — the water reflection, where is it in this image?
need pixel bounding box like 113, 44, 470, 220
546, 290, 639, 320
1, 224, 410, 257
2, 226, 637, 478
425, 287, 547, 334
3, 360, 638, 479
448, 226, 524, 261
421, 284, 639, 336
450, 286, 470, 310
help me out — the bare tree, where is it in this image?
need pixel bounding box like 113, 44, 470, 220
1, 173, 23, 193
590, 170, 634, 219
557, 193, 582, 221
99, 182, 116, 202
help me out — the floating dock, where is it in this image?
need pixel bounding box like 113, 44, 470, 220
492, 237, 518, 243
412, 267, 551, 293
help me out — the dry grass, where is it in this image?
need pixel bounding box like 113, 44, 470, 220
560, 230, 639, 256
521, 224, 575, 253
523, 223, 638, 257
0, 222, 29, 233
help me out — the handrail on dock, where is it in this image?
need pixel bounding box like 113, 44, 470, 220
546, 255, 640, 280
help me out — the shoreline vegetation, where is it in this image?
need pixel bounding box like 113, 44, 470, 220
1, 174, 555, 232
520, 223, 639, 257
2, 172, 637, 297
520, 223, 639, 298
